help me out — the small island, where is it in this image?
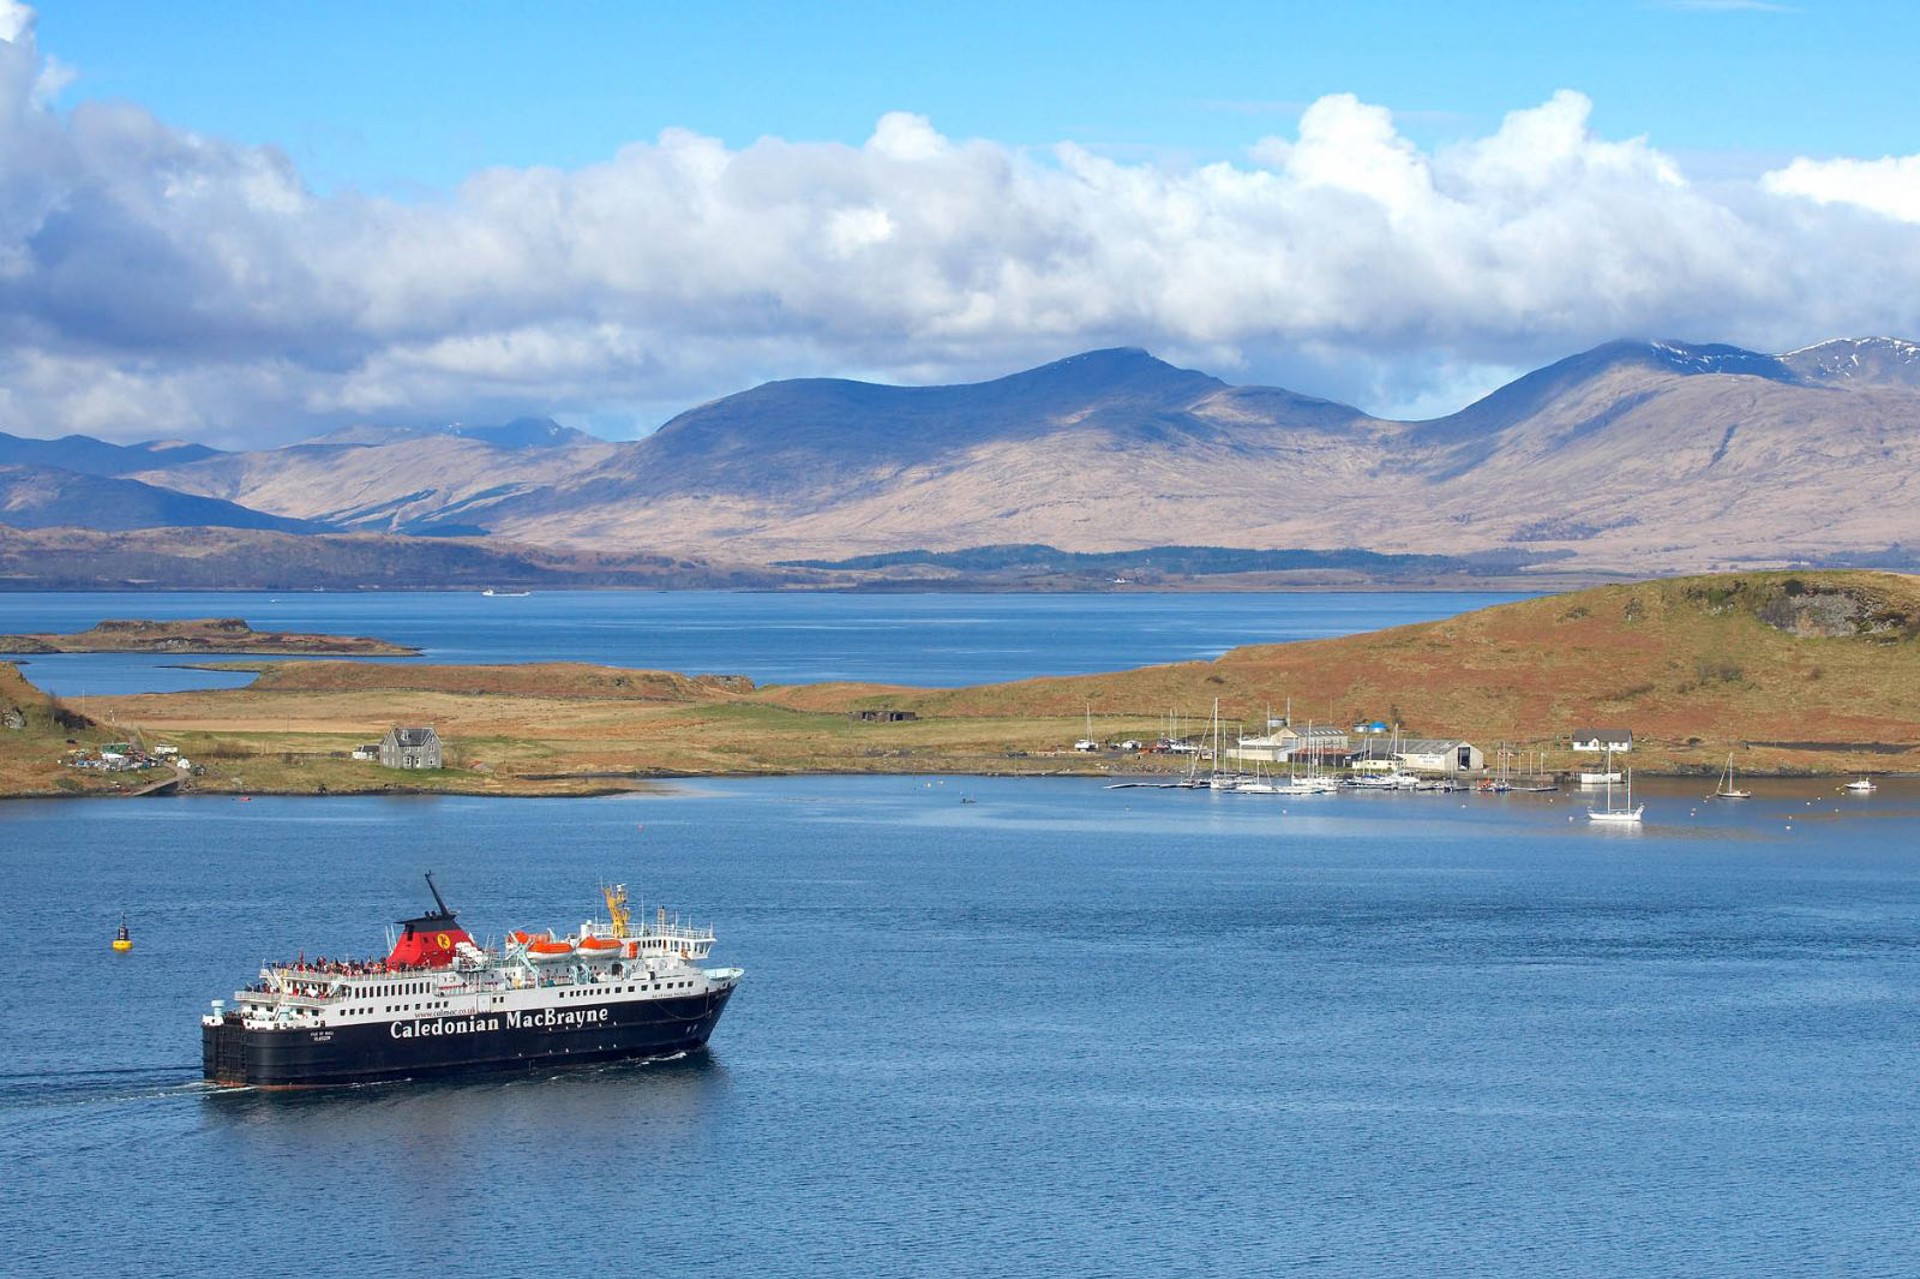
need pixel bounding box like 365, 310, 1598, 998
0, 617, 418, 657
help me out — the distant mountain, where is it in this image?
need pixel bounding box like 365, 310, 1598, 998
1779, 337, 1920, 387
301, 416, 598, 450
0, 526, 784, 590
13, 338, 1920, 577
467, 347, 1398, 551
473, 335, 1920, 574
0, 465, 328, 533
0, 432, 223, 476
446, 417, 599, 449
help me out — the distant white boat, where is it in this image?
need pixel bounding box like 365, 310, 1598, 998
1709, 754, 1752, 800
1845, 777, 1877, 794
481, 588, 532, 597
1587, 767, 1644, 824
1074, 705, 1099, 753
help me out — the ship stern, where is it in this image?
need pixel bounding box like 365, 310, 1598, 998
202, 1015, 251, 1086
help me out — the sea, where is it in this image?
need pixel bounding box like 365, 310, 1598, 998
6, 590, 1920, 1277
0, 587, 1525, 696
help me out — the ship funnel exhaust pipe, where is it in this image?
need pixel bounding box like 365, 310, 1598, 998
425, 870, 451, 918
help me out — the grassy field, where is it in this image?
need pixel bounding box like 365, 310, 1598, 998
8, 570, 1919, 798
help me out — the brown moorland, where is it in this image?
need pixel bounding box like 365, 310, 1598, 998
9, 570, 1918, 798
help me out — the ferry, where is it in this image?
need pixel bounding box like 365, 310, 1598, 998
201, 875, 742, 1089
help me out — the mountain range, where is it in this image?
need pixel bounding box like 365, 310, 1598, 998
5, 337, 1920, 582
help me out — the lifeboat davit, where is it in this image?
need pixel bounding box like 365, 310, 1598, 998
576, 936, 622, 961
525, 940, 576, 963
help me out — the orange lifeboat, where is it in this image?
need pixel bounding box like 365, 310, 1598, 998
525, 939, 576, 963
576, 936, 622, 961
509, 930, 550, 946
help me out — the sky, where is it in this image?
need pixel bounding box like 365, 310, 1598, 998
6, 0, 1920, 445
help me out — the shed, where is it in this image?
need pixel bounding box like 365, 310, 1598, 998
1375, 738, 1484, 775
848, 708, 919, 723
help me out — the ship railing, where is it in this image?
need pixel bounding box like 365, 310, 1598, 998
577, 920, 717, 947
251, 985, 334, 1006
642, 922, 716, 944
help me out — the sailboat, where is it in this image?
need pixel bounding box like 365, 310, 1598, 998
1206, 699, 1240, 790
1279, 720, 1340, 794
1074, 706, 1098, 753
1587, 767, 1645, 824
1709, 754, 1751, 799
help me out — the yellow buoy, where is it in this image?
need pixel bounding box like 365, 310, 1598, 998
112, 916, 133, 953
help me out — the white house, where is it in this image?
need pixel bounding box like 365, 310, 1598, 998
1571, 729, 1633, 753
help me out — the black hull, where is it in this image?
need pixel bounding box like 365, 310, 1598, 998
203, 987, 735, 1089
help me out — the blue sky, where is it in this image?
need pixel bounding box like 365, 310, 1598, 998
7, 1, 1920, 444
40, 1, 1904, 190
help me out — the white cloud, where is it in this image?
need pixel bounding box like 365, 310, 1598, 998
0, 9, 1917, 443
0, 1, 33, 44
1762, 154, 1920, 223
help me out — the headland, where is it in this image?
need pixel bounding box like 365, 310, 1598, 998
4, 570, 1916, 798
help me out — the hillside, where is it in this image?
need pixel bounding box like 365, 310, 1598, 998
874, 570, 1920, 775
133, 430, 619, 535
0, 465, 329, 534
0, 662, 103, 795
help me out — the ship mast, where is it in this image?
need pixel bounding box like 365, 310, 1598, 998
604, 883, 631, 939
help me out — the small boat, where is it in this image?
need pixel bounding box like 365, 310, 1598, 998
112, 916, 133, 953
1845, 777, 1877, 794
1587, 768, 1644, 824
1709, 754, 1752, 800
524, 939, 577, 963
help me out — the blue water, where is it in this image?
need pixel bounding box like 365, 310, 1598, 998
7, 775, 1920, 1277
0, 589, 1528, 695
